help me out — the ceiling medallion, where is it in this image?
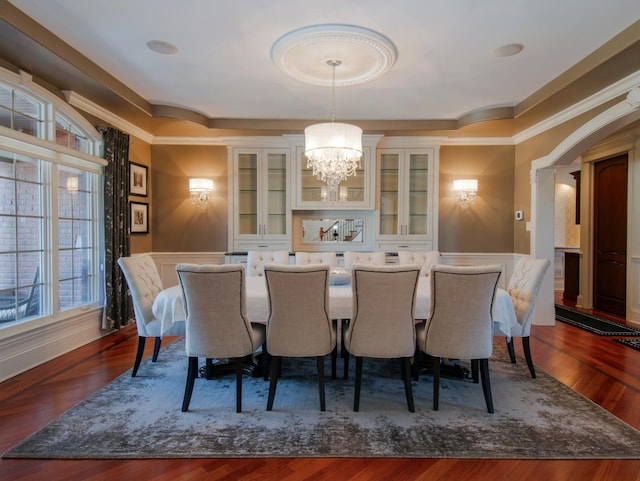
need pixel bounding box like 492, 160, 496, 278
271, 24, 397, 87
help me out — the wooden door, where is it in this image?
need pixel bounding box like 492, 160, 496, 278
593, 154, 627, 316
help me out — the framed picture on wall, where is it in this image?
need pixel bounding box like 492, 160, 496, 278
130, 202, 149, 234
129, 162, 148, 196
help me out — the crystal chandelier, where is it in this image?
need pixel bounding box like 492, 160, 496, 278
304, 60, 362, 193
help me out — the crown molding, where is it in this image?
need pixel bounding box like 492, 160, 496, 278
63, 91, 154, 144
514, 70, 640, 144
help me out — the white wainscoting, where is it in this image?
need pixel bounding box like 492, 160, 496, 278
631, 255, 640, 325
152, 252, 227, 287
0, 307, 105, 383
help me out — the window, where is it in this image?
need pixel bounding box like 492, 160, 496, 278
0, 69, 104, 329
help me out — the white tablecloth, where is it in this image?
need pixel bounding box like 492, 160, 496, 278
153, 277, 518, 338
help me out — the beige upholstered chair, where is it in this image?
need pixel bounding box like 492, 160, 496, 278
504, 256, 551, 378
415, 264, 502, 413
263, 264, 337, 411
294, 251, 337, 267
397, 251, 441, 276
176, 264, 266, 413
246, 250, 289, 277
343, 251, 386, 269
118, 255, 185, 377
343, 264, 421, 412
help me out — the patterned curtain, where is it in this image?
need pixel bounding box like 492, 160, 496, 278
102, 127, 131, 330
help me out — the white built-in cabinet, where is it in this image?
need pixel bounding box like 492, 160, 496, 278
227, 139, 291, 251
375, 138, 441, 252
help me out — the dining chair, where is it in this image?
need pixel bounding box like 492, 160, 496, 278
263, 264, 337, 411
246, 250, 289, 277
397, 251, 441, 277
415, 264, 502, 413
176, 263, 266, 413
343, 251, 386, 269
504, 255, 551, 378
118, 255, 185, 377
294, 251, 337, 267
343, 264, 421, 412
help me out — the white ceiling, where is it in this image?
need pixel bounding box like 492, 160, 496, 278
8, 0, 640, 122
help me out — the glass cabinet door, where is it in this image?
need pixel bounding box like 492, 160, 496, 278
237, 152, 258, 235
379, 152, 400, 236
407, 152, 429, 235
265, 152, 287, 235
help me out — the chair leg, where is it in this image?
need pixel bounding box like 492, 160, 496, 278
432, 357, 441, 411
403, 357, 415, 413
152, 337, 162, 362
354, 356, 363, 412
412, 347, 421, 381
331, 346, 337, 380
506, 337, 516, 363
132, 336, 146, 377
522, 336, 537, 378
266, 356, 281, 411
181, 356, 198, 412
317, 356, 326, 411
343, 347, 350, 380
234, 359, 243, 413
479, 358, 494, 413
471, 359, 479, 383
262, 342, 269, 381
205, 358, 213, 380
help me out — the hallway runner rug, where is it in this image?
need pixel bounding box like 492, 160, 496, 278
555, 305, 640, 336
614, 338, 640, 352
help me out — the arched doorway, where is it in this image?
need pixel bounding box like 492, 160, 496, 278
530, 87, 640, 325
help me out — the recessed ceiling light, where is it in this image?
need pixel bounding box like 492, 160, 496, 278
494, 43, 524, 58
146, 40, 178, 55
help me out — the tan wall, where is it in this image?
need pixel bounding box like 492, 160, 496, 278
128, 136, 152, 254
513, 99, 619, 253
439, 145, 515, 252
150, 144, 228, 252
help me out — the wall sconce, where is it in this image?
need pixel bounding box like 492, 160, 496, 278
66, 175, 79, 193
453, 179, 478, 208
189, 178, 214, 208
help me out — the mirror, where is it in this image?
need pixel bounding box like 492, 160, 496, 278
302, 218, 364, 243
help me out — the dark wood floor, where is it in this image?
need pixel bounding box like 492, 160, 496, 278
1, 296, 640, 481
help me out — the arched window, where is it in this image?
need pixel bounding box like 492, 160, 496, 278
0, 69, 105, 329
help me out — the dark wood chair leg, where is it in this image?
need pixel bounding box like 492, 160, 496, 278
471, 359, 479, 383
412, 347, 421, 381
262, 342, 269, 381
235, 358, 243, 413
205, 358, 213, 380
479, 358, 494, 413
266, 356, 281, 411
132, 336, 146, 377
506, 337, 516, 363
522, 336, 536, 378
331, 346, 337, 380
343, 347, 350, 380
317, 356, 326, 411
152, 337, 162, 362
433, 357, 441, 411
354, 356, 363, 412
181, 356, 198, 412
403, 357, 415, 413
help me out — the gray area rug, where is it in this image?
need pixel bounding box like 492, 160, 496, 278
4, 339, 640, 459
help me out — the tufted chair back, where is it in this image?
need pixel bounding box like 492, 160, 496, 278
397, 251, 441, 276
246, 251, 289, 277
294, 251, 337, 267
117, 255, 164, 337
343, 251, 386, 269
507, 256, 551, 337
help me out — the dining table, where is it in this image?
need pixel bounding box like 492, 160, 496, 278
152, 276, 519, 339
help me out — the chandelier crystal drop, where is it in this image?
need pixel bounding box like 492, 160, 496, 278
304, 59, 363, 193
